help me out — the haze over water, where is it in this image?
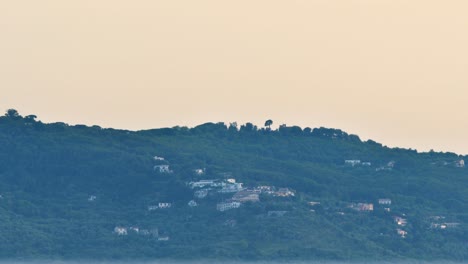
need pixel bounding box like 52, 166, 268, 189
2, 261, 468, 264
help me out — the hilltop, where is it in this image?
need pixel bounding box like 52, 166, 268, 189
0, 109, 466, 261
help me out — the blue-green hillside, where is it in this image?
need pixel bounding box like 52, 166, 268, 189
0, 110, 466, 261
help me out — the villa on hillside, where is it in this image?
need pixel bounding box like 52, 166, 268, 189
154, 165, 172, 173
189, 180, 217, 188
232, 190, 260, 203
194, 168, 205, 175
114, 227, 128, 236
397, 229, 407, 238
345, 160, 361, 166
216, 201, 241, 212
349, 203, 374, 211
394, 216, 407, 226
378, 198, 392, 205
154, 156, 165, 161
219, 183, 244, 193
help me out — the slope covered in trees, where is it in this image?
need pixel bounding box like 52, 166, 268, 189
0, 110, 466, 261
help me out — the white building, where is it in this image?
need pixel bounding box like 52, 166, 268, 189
114, 226, 128, 236
378, 198, 392, 205
154, 156, 165, 161
194, 168, 205, 175
219, 183, 244, 193
345, 160, 361, 166
255, 186, 275, 194
349, 203, 374, 211
216, 201, 241, 212
397, 229, 407, 238
154, 165, 172, 173
158, 202, 172, 209
394, 216, 407, 226
189, 180, 217, 188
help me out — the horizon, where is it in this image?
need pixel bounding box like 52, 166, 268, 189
1, 1, 468, 154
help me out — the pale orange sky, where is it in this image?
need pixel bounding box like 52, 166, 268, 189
1, 1, 467, 154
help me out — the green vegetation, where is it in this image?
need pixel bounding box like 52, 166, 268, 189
0, 109, 466, 261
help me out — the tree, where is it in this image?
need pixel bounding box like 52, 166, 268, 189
264, 119, 273, 130
229, 122, 238, 130
240, 122, 257, 132
5, 109, 20, 119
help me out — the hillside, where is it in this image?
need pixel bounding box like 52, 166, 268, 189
0, 110, 467, 261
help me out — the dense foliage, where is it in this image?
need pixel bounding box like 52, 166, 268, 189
0, 110, 466, 261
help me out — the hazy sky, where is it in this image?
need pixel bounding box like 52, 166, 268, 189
1, 1, 467, 154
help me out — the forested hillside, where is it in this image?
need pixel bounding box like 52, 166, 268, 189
0, 109, 466, 261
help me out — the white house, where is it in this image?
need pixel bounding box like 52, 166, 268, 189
345, 160, 361, 166
219, 183, 244, 193
378, 198, 392, 205
154, 165, 172, 173
227, 178, 236, 183
441, 223, 460, 229
154, 156, 165, 161
189, 180, 217, 188
394, 216, 407, 226
194, 168, 205, 175
396, 228, 407, 238
349, 203, 374, 211
255, 186, 275, 194
216, 201, 241, 212
158, 202, 172, 209
114, 226, 128, 236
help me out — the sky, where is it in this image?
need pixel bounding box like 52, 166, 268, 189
0, 1, 467, 154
